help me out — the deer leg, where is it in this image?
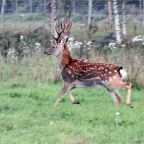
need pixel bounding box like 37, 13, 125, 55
125, 82, 132, 104
124, 82, 133, 108
116, 81, 132, 107
108, 80, 133, 108
54, 83, 73, 107
68, 91, 80, 104
110, 90, 122, 107
117, 82, 133, 108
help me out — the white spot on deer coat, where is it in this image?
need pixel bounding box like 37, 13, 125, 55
68, 70, 71, 74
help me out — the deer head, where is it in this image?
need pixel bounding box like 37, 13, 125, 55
44, 18, 72, 55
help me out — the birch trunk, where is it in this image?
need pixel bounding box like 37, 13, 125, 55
113, 0, 122, 44
15, 0, 18, 14
50, 0, 56, 37
122, 0, 127, 36
139, 0, 142, 15
88, 0, 93, 25
58, 1, 62, 11
143, 0, 144, 26
1, 0, 6, 18
43, 0, 47, 15
29, 0, 32, 13
108, 0, 112, 31
64, 0, 72, 18
72, 0, 76, 16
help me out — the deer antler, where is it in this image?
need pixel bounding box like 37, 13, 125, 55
52, 22, 63, 42
55, 22, 64, 35
61, 18, 72, 35
52, 18, 72, 43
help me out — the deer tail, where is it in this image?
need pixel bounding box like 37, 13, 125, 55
118, 67, 127, 80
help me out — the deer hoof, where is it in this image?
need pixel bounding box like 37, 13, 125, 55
126, 103, 134, 109
72, 100, 80, 104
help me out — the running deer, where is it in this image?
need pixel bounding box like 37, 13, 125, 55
45, 19, 132, 108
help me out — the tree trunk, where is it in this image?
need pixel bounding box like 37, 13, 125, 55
87, 0, 93, 40
29, 0, 32, 13
143, 0, 144, 26
64, 0, 72, 18
113, 0, 122, 44
88, 0, 93, 25
122, 0, 127, 36
15, 0, 18, 14
58, 0, 63, 18
108, 0, 112, 31
50, 0, 56, 37
139, 0, 142, 15
1, 0, 6, 18
72, 0, 76, 16
43, 0, 47, 15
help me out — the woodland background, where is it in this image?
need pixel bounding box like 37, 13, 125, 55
0, 0, 144, 87
0, 1, 144, 144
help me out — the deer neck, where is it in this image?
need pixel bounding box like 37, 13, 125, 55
56, 44, 72, 70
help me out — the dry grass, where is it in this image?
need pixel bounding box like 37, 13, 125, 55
0, 45, 144, 88
0, 19, 144, 88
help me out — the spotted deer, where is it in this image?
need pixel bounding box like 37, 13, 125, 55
45, 19, 132, 108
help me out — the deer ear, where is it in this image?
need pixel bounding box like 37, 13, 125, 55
63, 35, 69, 43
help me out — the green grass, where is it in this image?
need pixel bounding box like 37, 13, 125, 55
0, 81, 144, 144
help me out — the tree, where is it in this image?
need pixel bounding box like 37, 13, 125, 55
1, 0, 6, 17
143, 0, 144, 26
139, 0, 144, 26
29, 0, 33, 13
50, 0, 56, 37
88, 0, 93, 25
72, 0, 76, 16
108, 0, 112, 31
122, 0, 127, 36
43, 0, 47, 15
139, 0, 142, 15
113, 0, 122, 44
63, 0, 72, 18
14, 0, 18, 14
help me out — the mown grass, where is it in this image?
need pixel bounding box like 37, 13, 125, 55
0, 81, 144, 144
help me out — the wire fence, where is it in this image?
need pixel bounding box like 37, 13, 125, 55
0, 1, 144, 23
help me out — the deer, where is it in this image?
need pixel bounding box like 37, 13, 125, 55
45, 19, 132, 108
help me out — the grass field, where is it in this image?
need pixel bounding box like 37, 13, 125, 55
0, 81, 144, 144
